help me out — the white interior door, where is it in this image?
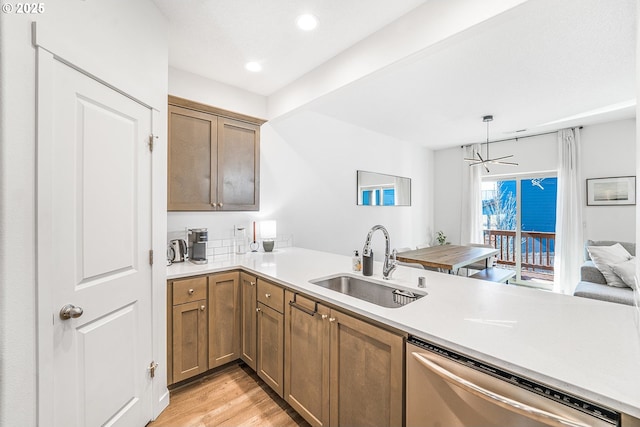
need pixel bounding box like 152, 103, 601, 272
37, 49, 153, 427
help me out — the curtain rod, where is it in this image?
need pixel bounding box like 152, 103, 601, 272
460, 126, 583, 148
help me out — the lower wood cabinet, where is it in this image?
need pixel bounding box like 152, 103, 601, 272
256, 278, 285, 397
208, 271, 240, 369
240, 272, 258, 370
167, 276, 208, 384
284, 292, 404, 427
284, 291, 330, 427
167, 271, 241, 385
168, 271, 405, 427
329, 309, 404, 427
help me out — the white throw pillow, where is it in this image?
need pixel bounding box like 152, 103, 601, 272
611, 257, 637, 289
587, 243, 633, 288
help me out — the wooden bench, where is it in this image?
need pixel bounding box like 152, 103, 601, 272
470, 267, 516, 284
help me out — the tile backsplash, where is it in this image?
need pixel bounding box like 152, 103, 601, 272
167, 230, 293, 258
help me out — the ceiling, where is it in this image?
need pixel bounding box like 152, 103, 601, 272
154, 0, 636, 150
152, 0, 428, 95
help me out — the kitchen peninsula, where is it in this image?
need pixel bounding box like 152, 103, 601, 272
167, 247, 640, 423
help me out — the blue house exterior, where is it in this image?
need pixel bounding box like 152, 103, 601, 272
484, 178, 557, 253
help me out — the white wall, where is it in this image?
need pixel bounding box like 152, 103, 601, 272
433, 118, 636, 245
0, 1, 167, 426
582, 120, 637, 241
169, 67, 267, 119
263, 111, 433, 259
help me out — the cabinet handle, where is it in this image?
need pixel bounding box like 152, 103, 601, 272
200, 305, 205, 311
321, 314, 328, 320
329, 317, 336, 322
256, 307, 261, 312
188, 288, 194, 295
218, 202, 224, 208
289, 301, 316, 316
250, 282, 256, 286
265, 293, 271, 298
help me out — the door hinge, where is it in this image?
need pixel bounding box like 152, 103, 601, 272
149, 249, 154, 266
148, 134, 158, 152
148, 361, 159, 379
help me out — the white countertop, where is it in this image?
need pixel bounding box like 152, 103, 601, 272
167, 247, 640, 418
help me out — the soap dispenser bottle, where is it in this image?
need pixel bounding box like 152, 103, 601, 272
352, 250, 362, 272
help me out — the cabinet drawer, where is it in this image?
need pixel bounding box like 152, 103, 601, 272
172, 276, 207, 305
257, 279, 284, 313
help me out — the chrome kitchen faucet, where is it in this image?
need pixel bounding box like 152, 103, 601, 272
362, 225, 397, 279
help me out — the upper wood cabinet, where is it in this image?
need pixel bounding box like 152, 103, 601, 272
168, 96, 266, 211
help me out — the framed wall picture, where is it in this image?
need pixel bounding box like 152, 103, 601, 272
586, 176, 636, 206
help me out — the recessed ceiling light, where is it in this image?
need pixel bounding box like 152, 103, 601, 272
296, 14, 318, 31
245, 62, 262, 72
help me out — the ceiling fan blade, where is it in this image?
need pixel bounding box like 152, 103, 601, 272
494, 161, 519, 166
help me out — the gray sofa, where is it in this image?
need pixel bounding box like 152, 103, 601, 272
573, 240, 636, 306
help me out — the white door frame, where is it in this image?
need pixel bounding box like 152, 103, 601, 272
35, 46, 168, 425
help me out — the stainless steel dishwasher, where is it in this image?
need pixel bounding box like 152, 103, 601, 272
406, 336, 619, 427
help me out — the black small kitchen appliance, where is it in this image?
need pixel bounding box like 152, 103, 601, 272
188, 228, 208, 264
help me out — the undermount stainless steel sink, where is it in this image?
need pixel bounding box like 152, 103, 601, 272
310, 274, 425, 308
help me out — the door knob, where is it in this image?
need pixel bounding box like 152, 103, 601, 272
59, 304, 84, 320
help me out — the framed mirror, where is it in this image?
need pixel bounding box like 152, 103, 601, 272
357, 170, 411, 206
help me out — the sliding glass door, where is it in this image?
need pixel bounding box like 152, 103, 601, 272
481, 173, 557, 288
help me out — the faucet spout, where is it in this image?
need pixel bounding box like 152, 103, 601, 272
362, 225, 397, 279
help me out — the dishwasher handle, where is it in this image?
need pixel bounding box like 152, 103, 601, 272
411, 352, 589, 427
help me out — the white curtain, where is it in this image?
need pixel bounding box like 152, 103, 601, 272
460, 144, 483, 244
554, 128, 584, 294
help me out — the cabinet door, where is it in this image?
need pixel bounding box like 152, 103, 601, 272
217, 117, 260, 211
284, 292, 330, 427
172, 300, 207, 383
208, 272, 240, 369
240, 272, 258, 370
257, 302, 284, 397
329, 309, 403, 427
167, 105, 218, 211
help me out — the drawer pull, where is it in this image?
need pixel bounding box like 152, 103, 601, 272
289, 300, 316, 317
265, 293, 271, 298
329, 317, 336, 323
188, 288, 194, 295
250, 282, 256, 286
256, 307, 261, 312
200, 305, 205, 311
321, 314, 328, 320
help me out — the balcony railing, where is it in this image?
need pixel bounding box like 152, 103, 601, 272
483, 229, 555, 278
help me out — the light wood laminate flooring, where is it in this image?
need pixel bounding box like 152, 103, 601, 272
149, 362, 310, 427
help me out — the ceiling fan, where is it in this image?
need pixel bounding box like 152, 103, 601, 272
465, 115, 518, 173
